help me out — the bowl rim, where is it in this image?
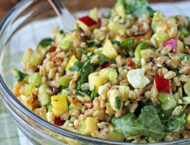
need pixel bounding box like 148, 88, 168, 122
1, 0, 190, 144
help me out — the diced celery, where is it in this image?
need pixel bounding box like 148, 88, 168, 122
28, 73, 42, 87
58, 76, 71, 87
69, 103, 82, 111
38, 84, 50, 106
24, 84, 33, 96
158, 93, 177, 111
184, 80, 190, 96
135, 42, 147, 65
30, 57, 40, 66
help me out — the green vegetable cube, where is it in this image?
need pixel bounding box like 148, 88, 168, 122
58, 76, 71, 87
28, 73, 42, 87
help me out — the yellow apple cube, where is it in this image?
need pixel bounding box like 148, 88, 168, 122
89, 7, 98, 22
78, 117, 98, 135
51, 94, 68, 117
102, 39, 118, 59
66, 55, 78, 70
108, 20, 125, 34
89, 72, 109, 91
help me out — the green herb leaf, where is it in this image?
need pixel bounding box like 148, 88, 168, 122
112, 105, 166, 141
71, 56, 96, 90
87, 40, 101, 48
183, 55, 190, 62
120, 37, 135, 56
166, 113, 186, 133
12, 67, 28, 82
91, 87, 97, 100
70, 62, 83, 72
38, 38, 54, 47
98, 54, 109, 65
75, 90, 85, 97
111, 40, 121, 46
120, 0, 155, 18
115, 96, 122, 109
178, 25, 189, 37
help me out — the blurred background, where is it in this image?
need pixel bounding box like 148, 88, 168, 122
0, 0, 188, 21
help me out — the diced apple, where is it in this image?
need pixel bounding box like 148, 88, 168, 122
163, 39, 184, 53
51, 94, 68, 117
89, 72, 109, 92
102, 39, 118, 59
77, 16, 98, 31
108, 20, 126, 34
100, 67, 117, 81
78, 117, 98, 135
155, 76, 170, 94
66, 55, 78, 70
89, 67, 117, 92
89, 7, 98, 22
114, 0, 126, 18
151, 31, 170, 48
106, 126, 125, 141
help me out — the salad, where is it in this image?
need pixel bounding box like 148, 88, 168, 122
13, 0, 190, 143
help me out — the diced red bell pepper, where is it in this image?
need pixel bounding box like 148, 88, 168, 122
127, 59, 136, 69
51, 45, 57, 53
54, 117, 65, 126
155, 76, 170, 94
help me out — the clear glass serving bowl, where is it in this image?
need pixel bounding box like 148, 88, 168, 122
1, 0, 190, 145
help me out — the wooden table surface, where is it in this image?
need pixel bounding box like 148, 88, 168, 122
0, 0, 187, 21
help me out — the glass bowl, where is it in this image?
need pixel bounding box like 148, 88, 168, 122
0, 0, 190, 145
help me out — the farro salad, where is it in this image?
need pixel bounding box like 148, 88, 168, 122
12, 0, 190, 143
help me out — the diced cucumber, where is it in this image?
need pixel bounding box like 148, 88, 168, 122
24, 84, 33, 96
58, 76, 71, 87
38, 84, 50, 106
28, 73, 42, 87
30, 57, 40, 66
158, 93, 177, 111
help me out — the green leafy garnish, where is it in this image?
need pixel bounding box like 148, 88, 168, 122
98, 54, 109, 65
120, 37, 135, 56
77, 47, 89, 55
91, 87, 97, 100
166, 113, 186, 132
71, 56, 96, 90
38, 38, 54, 47
183, 55, 190, 62
112, 40, 121, 46
120, 0, 156, 18
12, 67, 28, 82
75, 90, 85, 97
115, 96, 122, 109
112, 105, 166, 140
59, 30, 66, 37
87, 40, 101, 48
178, 25, 189, 37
